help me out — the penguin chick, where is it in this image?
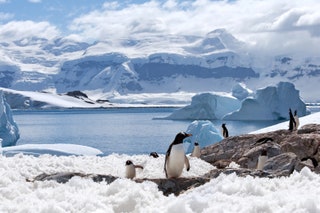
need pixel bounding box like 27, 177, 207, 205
256, 149, 268, 170
191, 142, 201, 158
125, 160, 144, 179
222, 123, 229, 138
164, 132, 192, 178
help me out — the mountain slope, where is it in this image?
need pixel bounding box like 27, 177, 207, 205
0, 29, 319, 102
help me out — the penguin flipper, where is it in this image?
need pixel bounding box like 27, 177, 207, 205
184, 155, 190, 171
164, 154, 169, 178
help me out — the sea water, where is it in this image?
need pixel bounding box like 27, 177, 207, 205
13, 108, 281, 156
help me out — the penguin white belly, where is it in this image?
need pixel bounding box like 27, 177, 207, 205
257, 155, 268, 170
166, 144, 185, 178
126, 165, 136, 179
191, 146, 201, 158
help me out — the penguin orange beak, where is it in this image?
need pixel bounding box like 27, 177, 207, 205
186, 133, 192, 137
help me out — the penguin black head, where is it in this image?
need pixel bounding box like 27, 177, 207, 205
125, 160, 133, 166
260, 149, 267, 156
149, 152, 159, 158
222, 123, 227, 128
194, 142, 199, 146
173, 132, 192, 145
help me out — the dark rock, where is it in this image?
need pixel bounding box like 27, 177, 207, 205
201, 124, 320, 175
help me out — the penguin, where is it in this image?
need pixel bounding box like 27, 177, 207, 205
253, 137, 273, 147
125, 160, 143, 179
222, 123, 229, 138
294, 110, 300, 130
164, 132, 192, 178
256, 149, 268, 170
149, 152, 159, 158
288, 108, 296, 131
190, 142, 201, 158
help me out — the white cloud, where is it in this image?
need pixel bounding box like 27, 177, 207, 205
0, 21, 60, 41
67, 0, 320, 55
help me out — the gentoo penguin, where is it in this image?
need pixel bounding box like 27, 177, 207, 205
256, 149, 268, 170
191, 142, 201, 158
288, 108, 296, 131
222, 123, 229, 138
294, 110, 300, 130
149, 152, 159, 158
125, 160, 143, 179
164, 132, 192, 178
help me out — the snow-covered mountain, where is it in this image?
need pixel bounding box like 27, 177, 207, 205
1, 28, 319, 105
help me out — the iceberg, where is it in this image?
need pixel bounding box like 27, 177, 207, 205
224, 82, 308, 120
166, 92, 241, 120
0, 91, 20, 147
184, 120, 223, 153
231, 82, 253, 100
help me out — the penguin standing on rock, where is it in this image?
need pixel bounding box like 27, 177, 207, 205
164, 132, 192, 178
125, 160, 144, 179
222, 123, 229, 138
256, 149, 268, 170
294, 110, 300, 130
288, 108, 296, 131
191, 142, 201, 158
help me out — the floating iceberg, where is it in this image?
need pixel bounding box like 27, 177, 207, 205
231, 82, 253, 100
224, 82, 308, 120
0, 90, 20, 147
165, 92, 241, 120
184, 120, 223, 153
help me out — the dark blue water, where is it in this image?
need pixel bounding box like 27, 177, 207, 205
12, 108, 281, 156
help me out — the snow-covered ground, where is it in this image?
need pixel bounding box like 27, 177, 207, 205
1, 112, 320, 212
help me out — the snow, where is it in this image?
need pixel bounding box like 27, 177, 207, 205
1, 152, 320, 212
1, 103, 320, 212
251, 111, 320, 134
2, 143, 103, 157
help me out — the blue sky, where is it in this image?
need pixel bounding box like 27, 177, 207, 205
1, 0, 320, 55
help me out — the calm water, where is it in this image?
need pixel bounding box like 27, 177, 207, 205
13, 108, 281, 156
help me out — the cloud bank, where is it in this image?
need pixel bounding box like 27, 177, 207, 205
1, 0, 320, 56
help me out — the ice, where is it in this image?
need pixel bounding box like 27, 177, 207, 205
0, 91, 19, 147
231, 82, 253, 100
184, 120, 223, 153
166, 92, 241, 120
224, 82, 308, 120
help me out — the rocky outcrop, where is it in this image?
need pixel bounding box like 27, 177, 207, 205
201, 124, 320, 175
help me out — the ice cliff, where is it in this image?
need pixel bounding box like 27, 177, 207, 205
0, 91, 20, 147
224, 82, 308, 120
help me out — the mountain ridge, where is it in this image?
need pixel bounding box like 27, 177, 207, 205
1, 29, 319, 102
